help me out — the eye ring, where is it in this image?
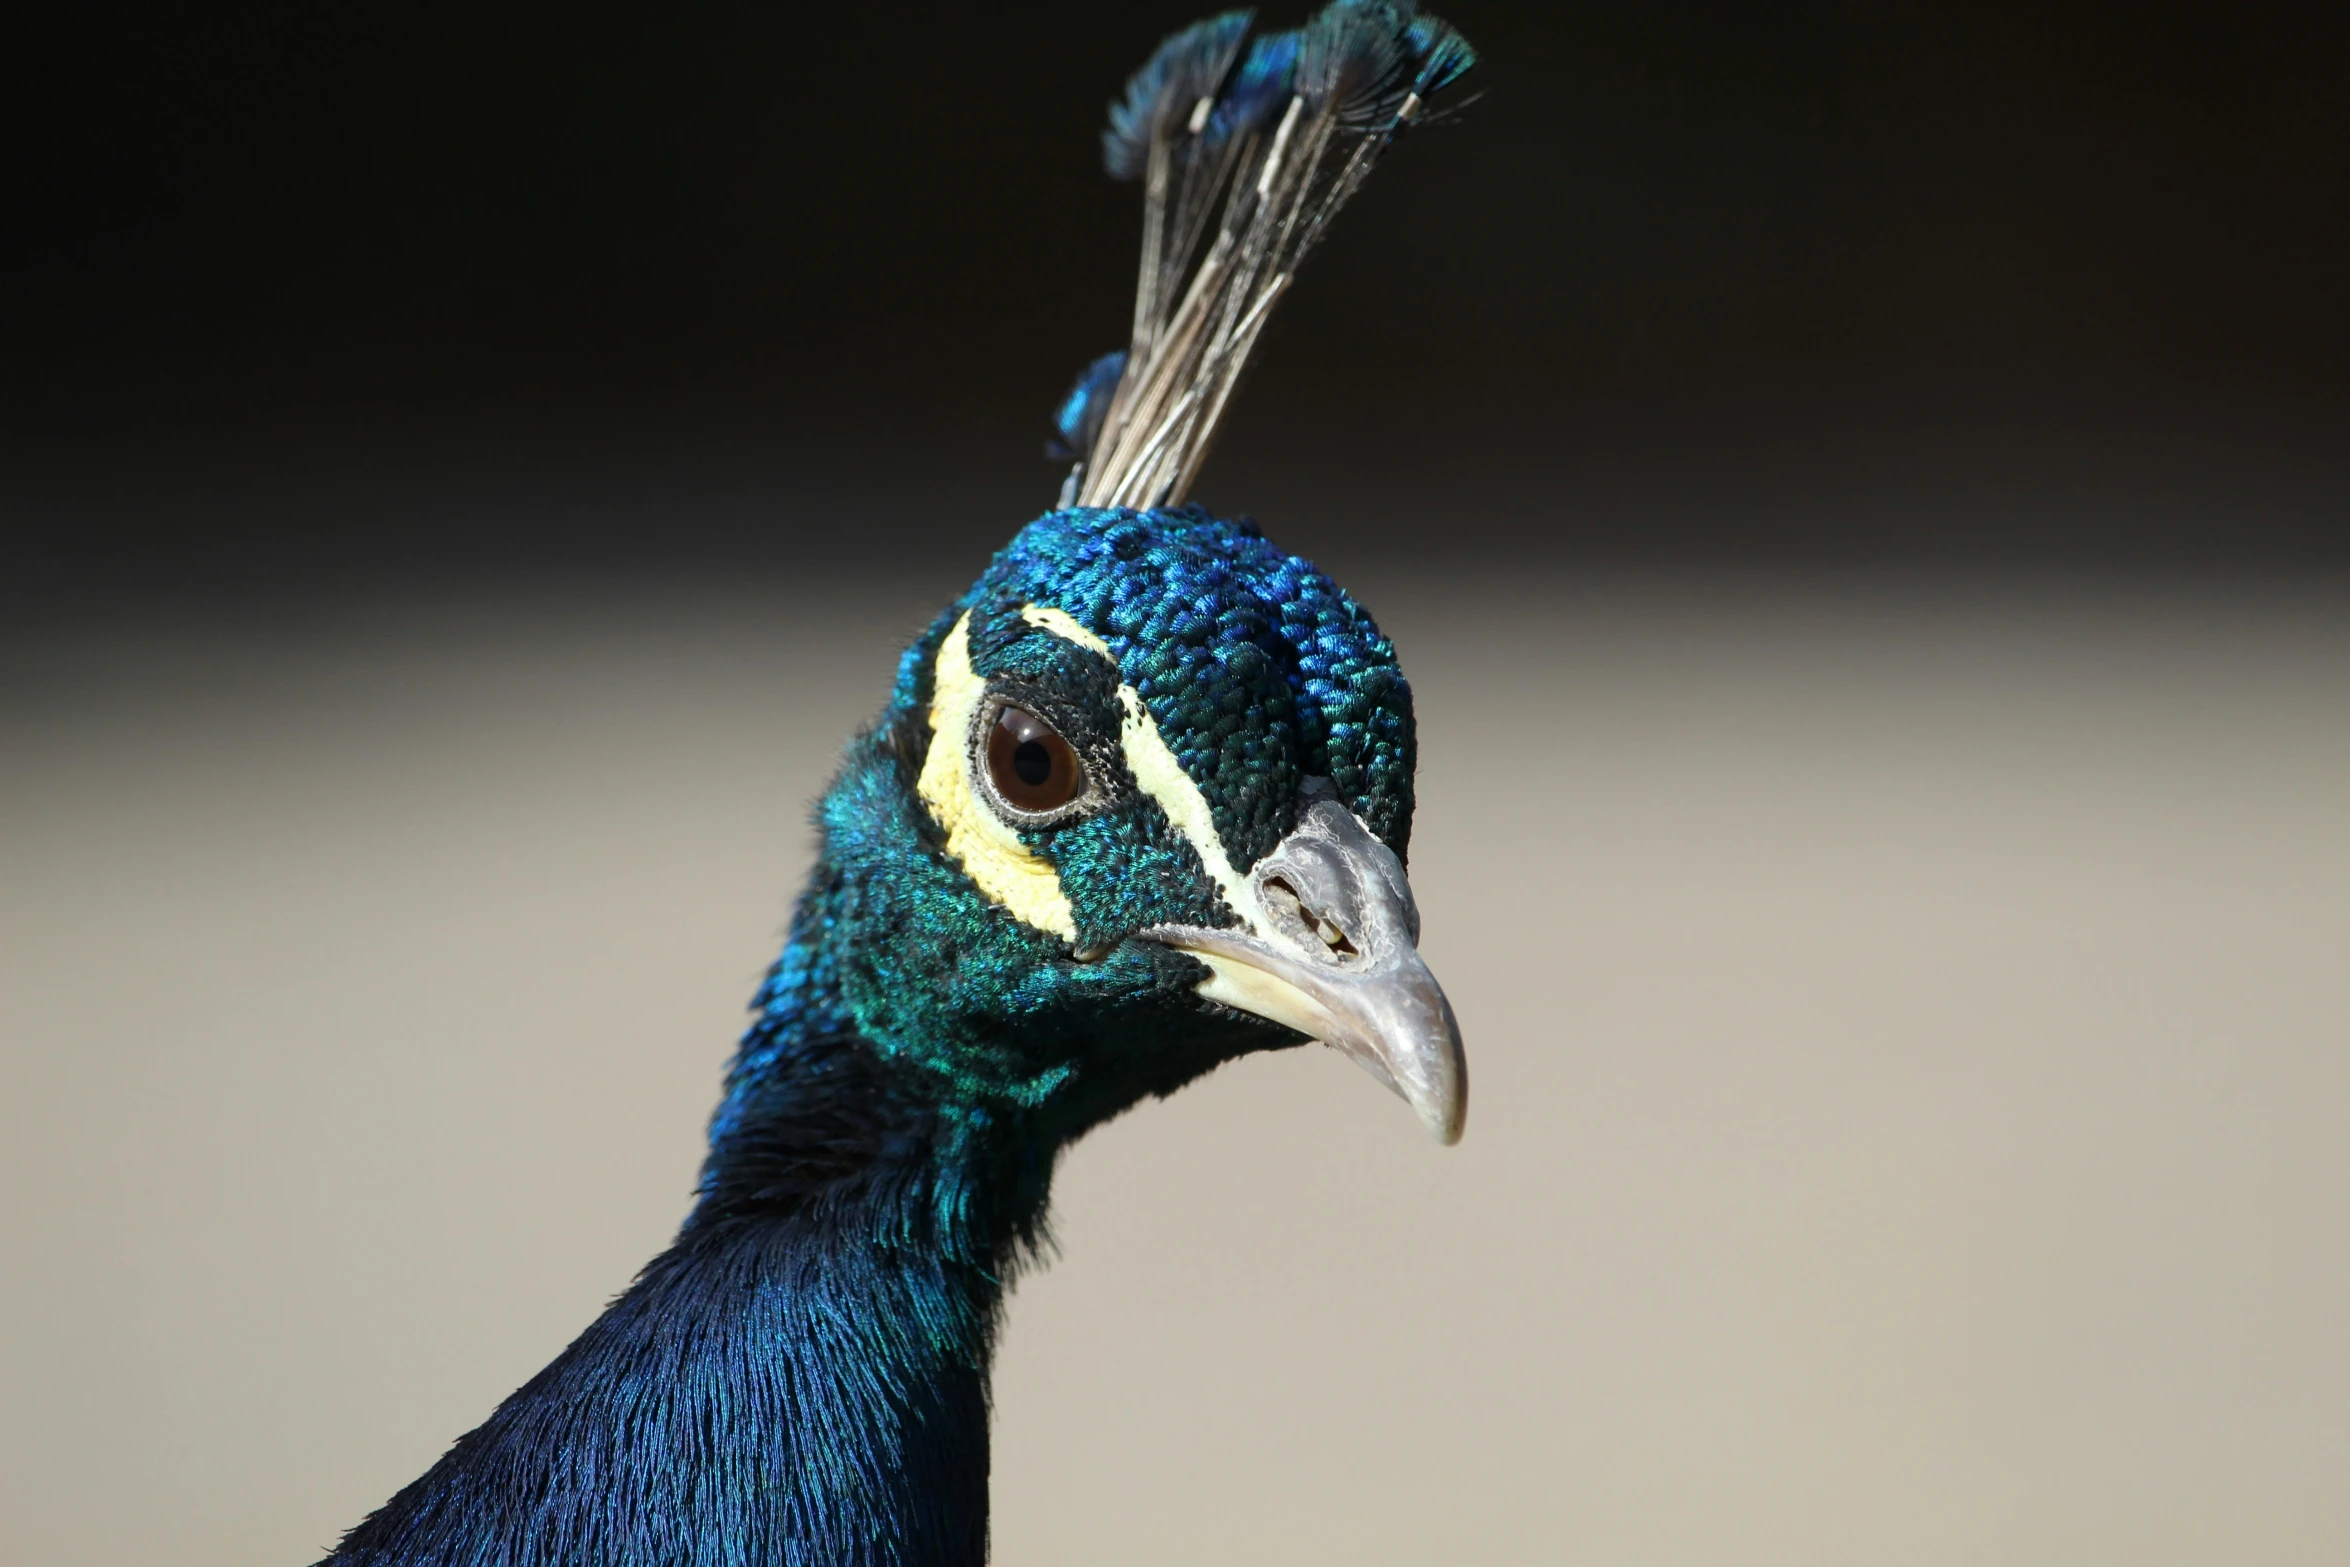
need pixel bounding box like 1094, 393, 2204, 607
977, 699, 1088, 823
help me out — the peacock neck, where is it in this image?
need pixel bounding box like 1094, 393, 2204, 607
325, 924, 1054, 1566
698, 894, 1060, 1277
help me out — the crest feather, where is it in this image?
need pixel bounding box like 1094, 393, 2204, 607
1050, 2, 1478, 511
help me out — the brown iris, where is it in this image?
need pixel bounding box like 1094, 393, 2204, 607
985, 704, 1083, 814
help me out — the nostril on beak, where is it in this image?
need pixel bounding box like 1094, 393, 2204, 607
1261, 876, 1361, 961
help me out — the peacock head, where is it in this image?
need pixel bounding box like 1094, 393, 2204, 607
783, 3, 1480, 1154
817, 505, 1464, 1145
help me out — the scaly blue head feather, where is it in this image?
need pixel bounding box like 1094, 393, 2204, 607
935, 506, 1415, 864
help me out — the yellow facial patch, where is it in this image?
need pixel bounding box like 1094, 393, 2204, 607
923, 601, 1271, 942
915, 613, 1079, 938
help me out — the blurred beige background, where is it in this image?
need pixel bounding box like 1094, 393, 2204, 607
5, 570, 2347, 1564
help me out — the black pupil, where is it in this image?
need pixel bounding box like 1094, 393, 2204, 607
989, 705, 1080, 813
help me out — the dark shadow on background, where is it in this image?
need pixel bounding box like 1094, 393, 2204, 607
5, 0, 2346, 612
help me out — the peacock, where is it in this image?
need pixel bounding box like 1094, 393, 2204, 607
322, 6, 1476, 1562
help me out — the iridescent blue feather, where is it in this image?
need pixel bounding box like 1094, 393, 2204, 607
1297, 0, 1419, 129
1102, 10, 1256, 181
1207, 29, 1302, 145
1406, 11, 1477, 96
1047, 350, 1128, 464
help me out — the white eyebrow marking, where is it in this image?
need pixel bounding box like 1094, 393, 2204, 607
1019, 603, 1112, 658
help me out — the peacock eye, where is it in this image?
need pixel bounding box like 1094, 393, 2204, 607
985, 704, 1083, 815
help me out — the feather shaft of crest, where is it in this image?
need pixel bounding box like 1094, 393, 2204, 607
1074, 3, 1476, 509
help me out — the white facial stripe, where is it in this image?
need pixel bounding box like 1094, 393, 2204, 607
914, 613, 1079, 938
1016, 603, 1275, 939
1019, 603, 1112, 658
1115, 687, 1262, 925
